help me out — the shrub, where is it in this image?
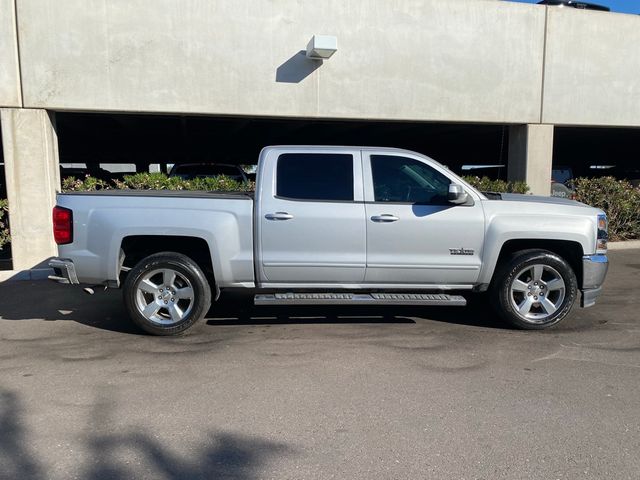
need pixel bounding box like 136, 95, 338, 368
112, 172, 187, 190
187, 175, 255, 192
462, 176, 529, 194
62, 175, 112, 192
572, 176, 640, 241
1, 173, 255, 252
0, 198, 9, 251
61, 173, 255, 193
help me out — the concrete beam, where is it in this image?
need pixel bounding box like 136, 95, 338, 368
543, 8, 640, 127
1, 108, 60, 269
0, 0, 22, 107
14, 0, 546, 124
508, 124, 554, 196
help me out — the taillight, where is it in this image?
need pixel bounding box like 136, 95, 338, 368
53, 206, 73, 245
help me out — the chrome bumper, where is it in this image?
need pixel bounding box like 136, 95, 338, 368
48, 258, 79, 285
581, 254, 608, 308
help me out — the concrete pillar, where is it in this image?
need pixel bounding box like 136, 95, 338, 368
508, 124, 554, 196
1, 108, 60, 270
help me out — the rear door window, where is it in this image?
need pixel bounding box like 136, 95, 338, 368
277, 154, 354, 201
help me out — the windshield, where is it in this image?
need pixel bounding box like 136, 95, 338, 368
552, 168, 573, 185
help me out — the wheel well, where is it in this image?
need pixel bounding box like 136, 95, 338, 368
120, 235, 215, 285
495, 239, 584, 286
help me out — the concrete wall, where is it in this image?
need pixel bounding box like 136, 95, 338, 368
2, 0, 640, 126
0, 0, 22, 107
543, 8, 640, 127
15, 0, 546, 123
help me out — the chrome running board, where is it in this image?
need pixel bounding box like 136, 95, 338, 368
254, 292, 467, 306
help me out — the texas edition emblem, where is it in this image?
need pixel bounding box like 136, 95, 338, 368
449, 247, 474, 256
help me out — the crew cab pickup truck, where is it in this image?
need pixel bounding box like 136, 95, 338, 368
49, 146, 609, 335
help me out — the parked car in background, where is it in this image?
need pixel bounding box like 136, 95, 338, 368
551, 166, 575, 198
169, 163, 248, 182
460, 164, 506, 179
537, 0, 610, 11
60, 163, 138, 182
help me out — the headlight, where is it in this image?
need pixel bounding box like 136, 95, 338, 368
597, 213, 608, 253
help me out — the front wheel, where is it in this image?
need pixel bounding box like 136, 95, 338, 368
123, 252, 212, 335
491, 250, 578, 330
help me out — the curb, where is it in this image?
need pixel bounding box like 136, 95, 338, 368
608, 240, 640, 251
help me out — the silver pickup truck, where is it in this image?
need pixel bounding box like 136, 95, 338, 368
49, 146, 609, 335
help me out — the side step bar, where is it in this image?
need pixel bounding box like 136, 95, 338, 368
254, 292, 467, 306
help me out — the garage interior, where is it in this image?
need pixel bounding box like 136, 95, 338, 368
554, 126, 640, 183
0, 120, 9, 270
55, 112, 640, 184
55, 112, 511, 178
1, 111, 638, 270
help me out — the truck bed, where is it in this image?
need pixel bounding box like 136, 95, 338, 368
55, 190, 255, 286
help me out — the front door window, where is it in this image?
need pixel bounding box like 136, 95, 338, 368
370, 155, 451, 204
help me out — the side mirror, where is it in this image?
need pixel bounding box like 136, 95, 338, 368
448, 183, 469, 205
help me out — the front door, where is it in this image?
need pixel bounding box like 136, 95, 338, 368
363, 152, 485, 286
258, 149, 366, 284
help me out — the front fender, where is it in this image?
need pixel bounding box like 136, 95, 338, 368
477, 213, 595, 286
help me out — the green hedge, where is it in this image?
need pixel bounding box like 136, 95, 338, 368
462, 175, 640, 240
0, 198, 9, 251
462, 176, 529, 194
573, 176, 640, 241
2, 174, 638, 252
62, 172, 255, 192
0, 174, 255, 251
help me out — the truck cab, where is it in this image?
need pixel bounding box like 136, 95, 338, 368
256, 147, 484, 287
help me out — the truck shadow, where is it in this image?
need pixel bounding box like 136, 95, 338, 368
0, 282, 507, 334
0, 282, 140, 334
206, 291, 508, 329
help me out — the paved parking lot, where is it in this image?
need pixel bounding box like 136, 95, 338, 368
0, 249, 638, 479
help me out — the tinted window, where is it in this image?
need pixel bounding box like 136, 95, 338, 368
277, 154, 354, 201
371, 155, 451, 204
551, 168, 572, 185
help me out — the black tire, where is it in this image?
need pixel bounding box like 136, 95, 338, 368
123, 252, 212, 335
491, 249, 578, 330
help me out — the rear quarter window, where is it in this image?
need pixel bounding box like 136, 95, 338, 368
276, 153, 354, 201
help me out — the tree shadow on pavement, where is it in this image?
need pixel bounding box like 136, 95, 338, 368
0, 391, 44, 480
86, 430, 291, 480
0, 388, 293, 480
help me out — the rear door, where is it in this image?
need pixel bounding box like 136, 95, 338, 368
257, 149, 366, 285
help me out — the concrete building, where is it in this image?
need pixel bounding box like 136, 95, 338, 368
1, 0, 639, 270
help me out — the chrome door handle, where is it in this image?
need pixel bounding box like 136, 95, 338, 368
371, 214, 399, 223
265, 212, 294, 221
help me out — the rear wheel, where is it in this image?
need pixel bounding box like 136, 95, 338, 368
123, 252, 211, 335
491, 250, 578, 330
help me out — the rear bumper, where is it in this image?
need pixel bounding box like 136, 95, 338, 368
580, 254, 608, 308
48, 258, 79, 285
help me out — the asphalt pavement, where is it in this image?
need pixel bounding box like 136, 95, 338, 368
0, 250, 638, 479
